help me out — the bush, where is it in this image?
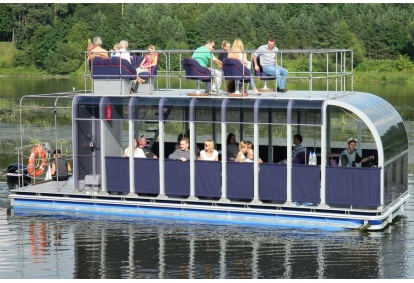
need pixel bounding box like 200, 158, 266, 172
12, 50, 33, 68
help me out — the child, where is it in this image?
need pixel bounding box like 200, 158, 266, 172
245, 148, 254, 162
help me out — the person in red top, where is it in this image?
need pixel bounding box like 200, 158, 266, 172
136, 44, 158, 84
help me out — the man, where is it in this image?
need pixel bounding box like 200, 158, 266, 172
278, 134, 305, 164
87, 37, 109, 61
192, 40, 223, 94
138, 135, 157, 158
252, 38, 288, 93
51, 149, 71, 181
340, 138, 375, 167
168, 137, 195, 162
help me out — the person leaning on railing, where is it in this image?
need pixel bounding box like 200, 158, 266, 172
339, 138, 375, 167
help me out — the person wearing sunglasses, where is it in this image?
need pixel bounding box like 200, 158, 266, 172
199, 140, 219, 161
192, 40, 223, 95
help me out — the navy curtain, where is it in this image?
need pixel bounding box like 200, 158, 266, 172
326, 167, 381, 207
259, 163, 287, 201
227, 162, 254, 200
164, 159, 190, 197
105, 157, 129, 193
292, 165, 320, 203
134, 158, 160, 194
195, 161, 222, 198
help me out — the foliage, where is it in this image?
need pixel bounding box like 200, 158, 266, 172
1, 3, 414, 75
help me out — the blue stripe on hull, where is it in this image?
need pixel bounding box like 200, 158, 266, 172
12, 198, 379, 231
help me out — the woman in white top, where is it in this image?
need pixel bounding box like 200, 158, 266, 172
199, 140, 219, 161
228, 38, 261, 95
123, 138, 146, 158
114, 40, 131, 63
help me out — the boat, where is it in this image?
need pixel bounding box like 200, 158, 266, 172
7, 48, 410, 231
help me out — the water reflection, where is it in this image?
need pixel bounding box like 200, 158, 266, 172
0, 210, 410, 279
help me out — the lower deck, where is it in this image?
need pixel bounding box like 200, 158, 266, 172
9, 177, 409, 231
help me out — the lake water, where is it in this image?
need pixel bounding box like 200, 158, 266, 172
0, 77, 414, 279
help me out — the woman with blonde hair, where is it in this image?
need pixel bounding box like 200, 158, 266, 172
228, 38, 261, 95
199, 139, 219, 161
136, 44, 158, 84
235, 141, 248, 162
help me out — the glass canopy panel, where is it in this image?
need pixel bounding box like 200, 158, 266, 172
194, 98, 223, 122
290, 100, 324, 125
100, 97, 130, 120
133, 97, 163, 122
257, 99, 289, 125
74, 96, 101, 120
335, 92, 408, 162
161, 97, 192, 122
225, 99, 256, 124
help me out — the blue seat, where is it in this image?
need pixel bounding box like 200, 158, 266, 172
182, 58, 211, 95
222, 58, 251, 95
90, 56, 137, 80
254, 56, 276, 91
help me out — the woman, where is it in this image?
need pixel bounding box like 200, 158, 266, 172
199, 140, 219, 161
136, 45, 158, 84
123, 138, 146, 158
235, 141, 248, 163
228, 38, 261, 95
226, 133, 239, 161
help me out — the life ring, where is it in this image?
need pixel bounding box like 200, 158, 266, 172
27, 145, 47, 177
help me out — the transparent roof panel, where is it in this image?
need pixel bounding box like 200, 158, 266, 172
290, 100, 324, 125
257, 100, 289, 124
194, 98, 223, 122
333, 92, 408, 162
225, 99, 256, 124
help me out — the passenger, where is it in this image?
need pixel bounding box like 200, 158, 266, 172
123, 138, 146, 158
109, 43, 120, 57
235, 141, 248, 163
245, 148, 254, 162
199, 140, 219, 161
113, 40, 131, 63
169, 137, 195, 162
192, 40, 223, 95
279, 134, 305, 164
51, 149, 71, 181
136, 44, 158, 85
218, 40, 234, 92
227, 38, 261, 95
138, 135, 157, 158
175, 131, 200, 156
252, 37, 288, 93
87, 37, 109, 61
245, 141, 263, 163
226, 133, 239, 161
340, 138, 375, 167
218, 40, 231, 62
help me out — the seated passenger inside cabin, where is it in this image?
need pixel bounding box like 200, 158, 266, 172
87, 37, 109, 61
226, 133, 239, 161
51, 149, 72, 181
175, 130, 200, 157
279, 134, 305, 164
138, 135, 157, 158
235, 141, 248, 163
169, 137, 195, 162
339, 138, 374, 167
245, 141, 263, 163
245, 148, 254, 162
199, 139, 219, 161
123, 138, 146, 158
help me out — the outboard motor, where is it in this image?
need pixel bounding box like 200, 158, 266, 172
6, 163, 31, 190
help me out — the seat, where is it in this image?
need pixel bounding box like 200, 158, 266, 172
254, 56, 276, 92
90, 56, 137, 80
182, 58, 211, 96
222, 58, 251, 97
131, 55, 159, 93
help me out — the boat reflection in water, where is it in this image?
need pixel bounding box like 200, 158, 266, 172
5, 210, 409, 279
7, 48, 409, 231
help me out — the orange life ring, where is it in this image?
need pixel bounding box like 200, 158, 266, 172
27, 145, 47, 177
